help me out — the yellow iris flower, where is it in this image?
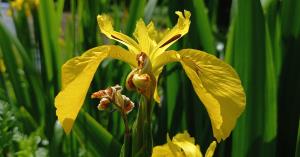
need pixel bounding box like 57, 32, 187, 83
152, 131, 216, 157
54, 10, 245, 141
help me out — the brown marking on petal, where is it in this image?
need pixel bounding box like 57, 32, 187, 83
111, 35, 124, 42
126, 74, 135, 89
159, 34, 181, 48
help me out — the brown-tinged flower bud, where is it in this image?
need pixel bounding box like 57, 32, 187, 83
126, 69, 139, 91
114, 91, 124, 108
132, 73, 151, 91
97, 97, 111, 110
91, 85, 134, 114
122, 95, 135, 114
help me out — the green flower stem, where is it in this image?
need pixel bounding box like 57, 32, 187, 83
120, 110, 131, 157
131, 95, 153, 157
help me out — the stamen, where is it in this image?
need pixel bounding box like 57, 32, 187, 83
159, 34, 181, 48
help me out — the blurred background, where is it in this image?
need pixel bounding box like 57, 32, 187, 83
0, 0, 299, 156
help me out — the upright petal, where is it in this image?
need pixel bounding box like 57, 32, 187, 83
55, 45, 136, 134
97, 14, 140, 54
179, 49, 246, 141
133, 19, 153, 55
150, 10, 191, 60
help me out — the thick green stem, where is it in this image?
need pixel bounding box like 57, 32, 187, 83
131, 95, 153, 157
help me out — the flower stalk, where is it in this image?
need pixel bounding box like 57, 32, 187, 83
131, 95, 153, 157
125, 53, 156, 156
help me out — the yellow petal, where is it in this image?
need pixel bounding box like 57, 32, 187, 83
205, 141, 216, 157
153, 67, 163, 103
146, 22, 159, 44
97, 14, 140, 54
152, 144, 176, 157
152, 50, 181, 103
152, 50, 180, 72
179, 49, 246, 141
172, 131, 202, 157
55, 45, 136, 134
150, 10, 191, 60
152, 131, 202, 157
147, 22, 169, 44
133, 19, 153, 55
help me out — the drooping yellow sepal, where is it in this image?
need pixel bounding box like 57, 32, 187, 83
179, 49, 246, 141
55, 45, 137, 134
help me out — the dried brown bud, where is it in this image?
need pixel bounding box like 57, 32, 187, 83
123, 95, 135, 114
97, 97, 111, 110
91, 85, 122, 99
91, 85, 134, 114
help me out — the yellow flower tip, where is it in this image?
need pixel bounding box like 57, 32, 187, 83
61, 118, 74, 134
175, 10, 191, 28
175, 10, 191, 19
134, 19, 147, 38
205, 141, 217, 157
97, 14, 114, 35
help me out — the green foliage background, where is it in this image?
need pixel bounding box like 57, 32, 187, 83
0, 0, 299, 156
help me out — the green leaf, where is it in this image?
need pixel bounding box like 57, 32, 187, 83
190, 0, 215, 53
225, 0, 277, 156
281, 0, 300, 37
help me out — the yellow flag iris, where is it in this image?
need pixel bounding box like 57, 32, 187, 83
152, 131, 216, 157
55, 10, 246, 141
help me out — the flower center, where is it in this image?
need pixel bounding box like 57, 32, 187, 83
125, 52, 156, 99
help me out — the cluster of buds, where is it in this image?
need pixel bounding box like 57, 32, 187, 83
91, 85, 134, 114
126, 52, 156, 99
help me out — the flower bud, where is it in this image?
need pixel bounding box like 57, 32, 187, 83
122, 95, 135, 114
126, 69, 139, 91
92, 85, 134, 114
132, 73, 150, 91
97, 97, 111, 110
